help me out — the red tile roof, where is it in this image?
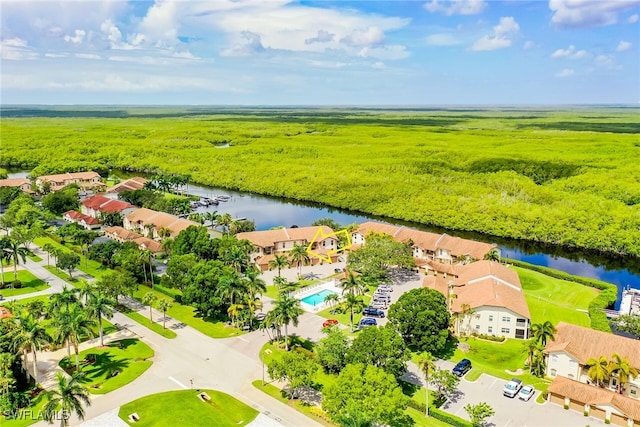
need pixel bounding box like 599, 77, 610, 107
63, 210, 101, 225
237, 226, 335, 248
82, 195, 136, 213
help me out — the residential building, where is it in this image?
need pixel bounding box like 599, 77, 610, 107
423, 260, 531, 340
62, 210, 102, 230
36, 171, 104, 192
103, 226, 163, 253
104, 177, 148, 199
81, 195, 138, 219
237, 226, 339, 271
0, 177, 34, 194
352, 221, 498, 268
123, 208, 209, 239
545, 322, 640, 425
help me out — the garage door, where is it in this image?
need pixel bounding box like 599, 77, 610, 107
550, 393, 564, 406
590, 407, 606, 422
570, 400, 584, 412
610, 413, 627, 427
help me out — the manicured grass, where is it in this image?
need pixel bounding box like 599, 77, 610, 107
132, 286, 242, 338
43, 265, 81, 285
516, 265, 598, 327
0, 270, 49, 296
118, 389, 259, 426
26, 253, 43, 262
34, 237, 112, 279
265, 285, 280, 300
4, 294, 51, 306
315, 293, 373, 331
449, 337, 551, 391
407, 407, 452, 427
60, 338, 154, 394
252, 380, 335, 426
0, 391, 47, 427
120, 308, 177, 339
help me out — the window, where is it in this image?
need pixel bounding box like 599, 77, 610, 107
488, 326, 493, 333
502, 316, 511, 322
630, 386, 637, 396
475, 324, 480, 330
282, 243, 286, 249
552, 355, 558, 362
501, 328, 510, 334
488, 315, 493, 322
550, 369, 557, 377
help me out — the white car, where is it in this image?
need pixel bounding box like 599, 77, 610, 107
518, 385, 535, 401
503, 378, 523, 398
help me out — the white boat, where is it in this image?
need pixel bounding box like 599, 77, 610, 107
619, 286, 640, 316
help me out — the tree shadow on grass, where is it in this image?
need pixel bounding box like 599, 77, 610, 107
81, 352, 130, 381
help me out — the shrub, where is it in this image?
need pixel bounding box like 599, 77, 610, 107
430, 408, 472, 427
584, 410, 589, 416
605, 419, 611, 424
153, 284, 182, 301
471, 332, 506, 342
407, 399, 427, 413
564, 404, 569, 410
11, 280, 22, 289
308, 406, 332, 422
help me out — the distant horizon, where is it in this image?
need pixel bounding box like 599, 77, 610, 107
2, 103, 639, 108
2, 1, 638, 105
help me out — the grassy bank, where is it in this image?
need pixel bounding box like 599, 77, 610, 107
4, 108, 639, 257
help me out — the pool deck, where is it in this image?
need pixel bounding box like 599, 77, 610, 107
294, 280, 342, 312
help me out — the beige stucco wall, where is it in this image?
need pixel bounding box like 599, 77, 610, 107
459, 306, 529, 339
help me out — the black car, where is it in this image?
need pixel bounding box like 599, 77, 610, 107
363, 307, 385, 318
452, 359, 472, 377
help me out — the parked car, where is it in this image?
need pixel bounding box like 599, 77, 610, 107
358, 318, 377, 329
363, 307, 385, 317
503, 378, 523, 398
322, 319, 339, 328
370, 301, 388, 309
452, 359, 472, 377
373, 293, 391, 301
518, 385, 535, 401
377, 284, 393, 292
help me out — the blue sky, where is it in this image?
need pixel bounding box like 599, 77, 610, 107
1, 0, 638, 105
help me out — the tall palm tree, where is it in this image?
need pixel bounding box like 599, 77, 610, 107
459, 303, 476, 336
156, 298, 173, 329
343, 293, 365, 332
289, 243, 310, 276
484, 249, 500, 262
340, 270, 367, 297
217, 272, 246, 309
141, 292, 158, 323
204, 211, 219, 229
0, 236, 12, 287
158, 226, 172, 239
64, 305, 96, 371
531, 321, 557, 346
222, 245, 250, 273
2, 236, 31, 283
218, 213, 233, 235
244, 267, 267, 300
271, 294, 303, 351
268, 254, 289, 278
85, 289, 116, 347
10, 314, 51, 383
43, 372, 91, 427
50, 286, 80, 314
227, 303, 245, 327
418, 352, 436, 417
608, 353, 639, 394
586, 355, 610, 388
324, 292, 340, 313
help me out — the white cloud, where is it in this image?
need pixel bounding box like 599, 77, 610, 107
64, 29, 86, 44
426, 33, 461, 46
358, 45, 410, 60
551, 45, 592, 59
341, 27, 385, 47
372, 61, 385, 69
549, 0, 640, 29
471, 17, 520, 51
616, 40, 632, 51
523, 41, 535, 50
424, 0, 487, 15
1, 37, 38, 60
594, 54, 619, 69
307, 60, 348, 68
305, 30, 335, 45
629, 14, 639, 23
220, 31, 266, 57
101, 19, 123, 47
556, 68, 575, 77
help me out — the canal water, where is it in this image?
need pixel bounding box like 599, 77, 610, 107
7, 170, 639, 307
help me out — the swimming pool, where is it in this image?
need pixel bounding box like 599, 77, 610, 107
299, 289, 338, 307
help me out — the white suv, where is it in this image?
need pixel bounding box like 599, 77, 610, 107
503, 378, 523, 398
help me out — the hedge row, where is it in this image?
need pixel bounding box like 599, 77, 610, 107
430, 408, 472, 427
153, 283, 183, 302
505, 258, 617, 332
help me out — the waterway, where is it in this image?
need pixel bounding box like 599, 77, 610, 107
7, 169, 639, 308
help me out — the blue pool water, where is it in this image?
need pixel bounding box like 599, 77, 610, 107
300, 289, 338, 306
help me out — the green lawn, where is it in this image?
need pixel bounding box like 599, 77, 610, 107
26, 253, 43, 262
120, 308, 177, 339
43, 265, 81, 285
132, 286, 242, 338
34, 236, 112, 279
0, 391, 47, 427
118, 389, 259, 426
60, 338, 154, 394
516, 266, 598, 327
315, 293, 372, 331
0, 270, 50, 296
448, 337, 551, 391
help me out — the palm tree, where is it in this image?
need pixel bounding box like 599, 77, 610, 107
142, 292, 158, 323
204, 211, 219, 229
158, 226, 172, 239
2, 236, 31, 282
217, 272, 246, 309
484, 249, 500, 262
64, 305, 96, 371
529, 348, 547, 377
418, 352, 436, 417
244, 267, 267, 300
10, 314, 51, 383
340, 270, 367, 297
218, 213, 233, 234
43, 372, 91, 427
531, 321, 557, 346
42, 243, 56, 267
140, 250, 155, 287
271, 294, 303, 351
324, 292, 340, 313
608, 353, 639, 394
85, 288, 116, 347
289, 243, 310, 276
343, 293, 365, 331
227, 303, 245, 327
586, 355, 610, 388
50, 285, 80, 314
459, 303, 476, 336
268, 254, 289, 278
223, 245, 249, 273
156, 298, 173, 329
